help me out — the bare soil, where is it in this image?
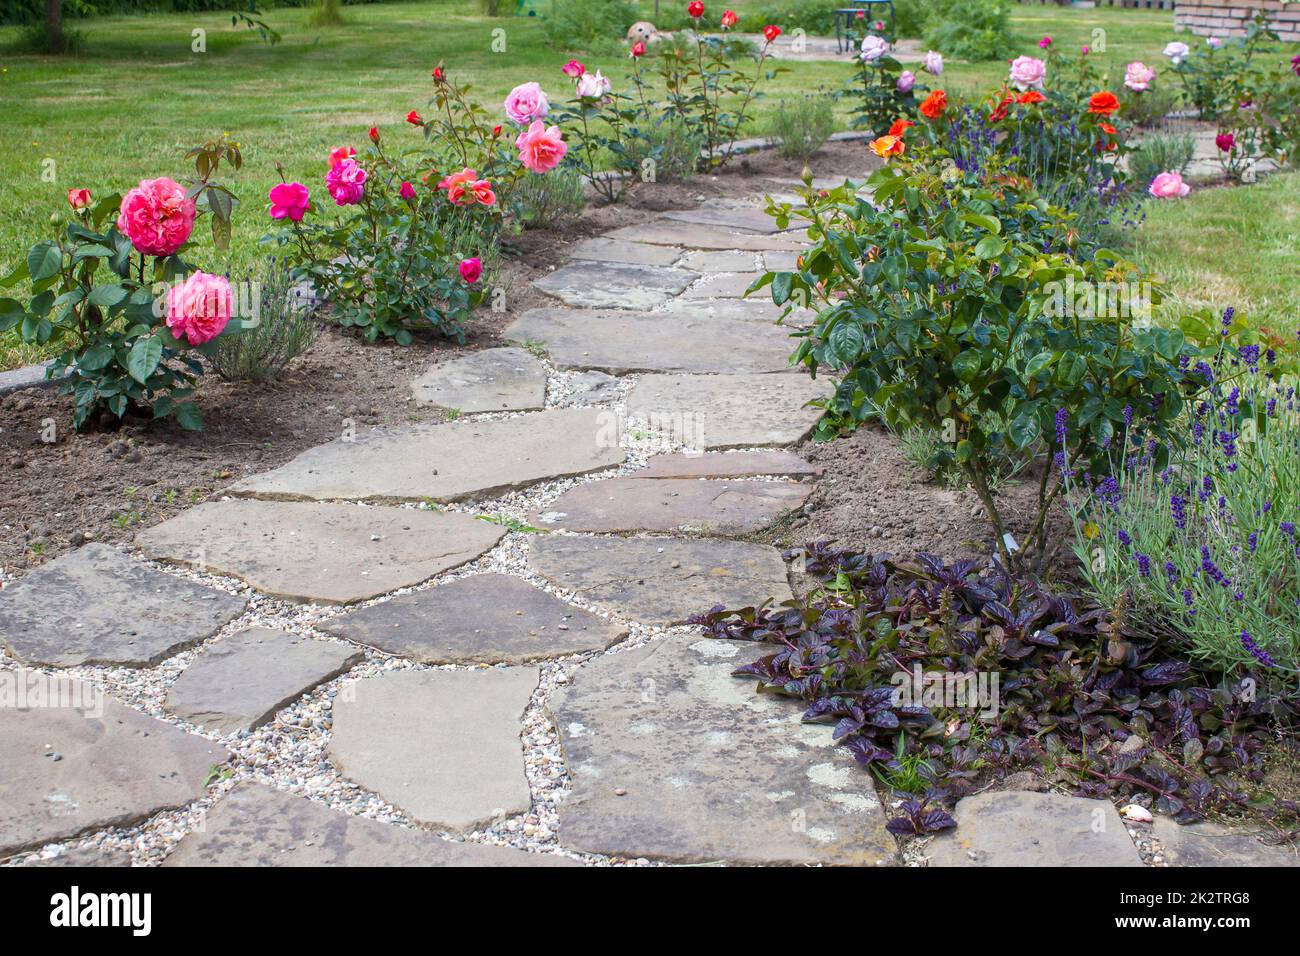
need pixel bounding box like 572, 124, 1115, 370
0, 138, 876, 572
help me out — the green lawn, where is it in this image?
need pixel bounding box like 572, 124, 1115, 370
0, 2, 1287, 368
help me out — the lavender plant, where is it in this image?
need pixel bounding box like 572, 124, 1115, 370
1071, 329, 1300, 679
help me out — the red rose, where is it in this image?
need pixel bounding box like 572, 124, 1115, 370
887, 118, 914, 137
368, 126, 380, 143
763, 24, 781, 43
1088, 91, 1120, 116
1215, 132, 1235, 152
630, 41, 646, 58
67, 188, 92, 210
1017, 90, 1045, 105
493, 124, 503, 137
688, 1, 704, 19
720, 9, 737, 28
407, 109, 424, 126
432, 66, 445, 82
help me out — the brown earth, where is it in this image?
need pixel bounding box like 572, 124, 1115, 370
0, 138, 876, 573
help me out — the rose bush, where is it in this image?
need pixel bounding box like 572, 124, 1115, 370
0, 138, 243, 430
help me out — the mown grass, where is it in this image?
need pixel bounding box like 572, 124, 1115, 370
0, 2, 1291, 368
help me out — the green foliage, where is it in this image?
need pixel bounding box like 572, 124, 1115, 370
763, 93, 835, 161
623, 117, 704, 183
512, 162, 587, 228
844, 49, 923, 137
210, 259, 318, 381
923, 0, 1013, 63
759, 152, 1219, 568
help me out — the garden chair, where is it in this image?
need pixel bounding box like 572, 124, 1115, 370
833, 0, 896, 54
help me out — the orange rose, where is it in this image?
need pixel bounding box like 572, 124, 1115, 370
887, 118, 915, 137
919, 89, 947, 120
1088, 91, 1120, 115
869, 134, 905, 158
1100, 122, 1117, 135
1017, 90, 1046, 105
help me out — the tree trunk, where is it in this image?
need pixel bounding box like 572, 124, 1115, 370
45, 0, 65, 54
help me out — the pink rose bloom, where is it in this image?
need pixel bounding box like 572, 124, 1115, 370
1124, 61, 1156, 92
325, 158, 367, 206
1148, 171, 1190, 199
165, 272, 232, 346
504, 81, 550, 125
400, 181, 416, 200
1039, 36, 1052, 49
1009, 55, 1046, 91
515, 120, 568, 174
117, 177, 196, 257
922, 50, 943, 76
1207, 37, 1222, 49
860, 34, 889, 62
268, 182, 310, 222
575, 70, 611, 100
459, 258, 483, 284
562, 59, 585, 78
1215, 132, 1234, 152
896, 70, 915, 93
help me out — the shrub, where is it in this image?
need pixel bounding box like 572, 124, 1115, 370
1128, 131, 1196, 193
691, 545, 1293, 828
764, 94, 836, 160
513, 163, 587, 228
0, 138, 243, 430
623, 117, 704, 183
210, 260, 318, 381
1072, 344, 1300, 679
922, 0, 1013, 63
844, 39, 924, 137
758, 151, 1219, 570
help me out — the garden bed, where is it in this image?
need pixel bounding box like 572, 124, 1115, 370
0, 138, 874, 572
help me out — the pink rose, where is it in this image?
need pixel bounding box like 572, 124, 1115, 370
515, 120, 568, 174
165, 272, 232, 346
575, 69, 612, 100
400, 181, 416, 200
1124, 61, 1156, 92
268, 182, 310, 222
562, 59, 585, 78
1008, 56, 1046, 91
1215, 132, 1234, 152
921, 50, 943, 76
896, 70, 915, 93
504, 81, 550, 125
328, 146, 356, 169
325, 158, 367, 206
116, 177, 196, 257
1039, 36, 1052, 49
1148, 171, 1190, 199
459, 258, 483, 284
860, 34, 889, 62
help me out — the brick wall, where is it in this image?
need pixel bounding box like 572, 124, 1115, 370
1174, 2, 1300, 42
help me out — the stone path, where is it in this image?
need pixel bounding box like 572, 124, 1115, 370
0, 186, 1259, 868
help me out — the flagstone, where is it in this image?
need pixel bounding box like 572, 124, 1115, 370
0, 543, 246, 668
230, 408, 625, 503
533, 260, 697, 309
0, 671, 229, 856
321, 573, 625, 665
410, 347, 546, 413
547, 634, 897, 865
662, 206, 784, 234
165, 629, 363, 733
680, 272, 768, 298
329, 668, 538, 832
164, 783, 577, 866
603, 221, 806, 251
657, 296, 814, 325
627, 373, 829, 449
1152, 816, 1300, 866
925, 791, 1144, 867
568, 237, 683, 267
531, 477, 810, 535
638, 451, 819, 479
504, 308, 794, 374
678, 250, 762, 272
136, 500, 506, 605
527, 535, 793, 626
